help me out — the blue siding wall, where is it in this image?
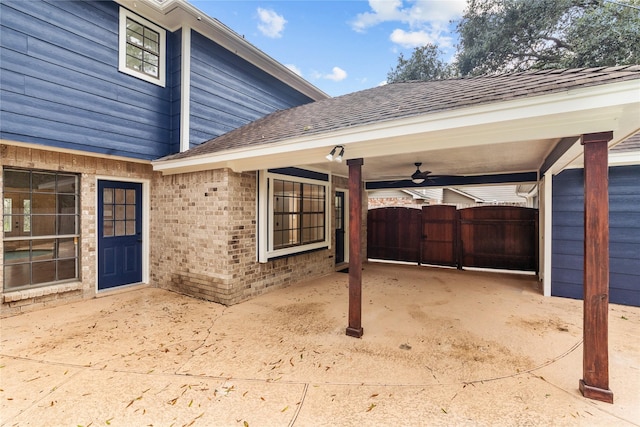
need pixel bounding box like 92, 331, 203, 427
552, 165, 640, 306
188, 31, 314, 149
0, 0, 174, 159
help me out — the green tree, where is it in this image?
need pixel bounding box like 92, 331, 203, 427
564, 0, 640, 67
456, 0, 640, 76
387, 44, 455, 83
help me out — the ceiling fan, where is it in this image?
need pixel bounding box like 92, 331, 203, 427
371, 162, 458, 186
410, 162, 432, 184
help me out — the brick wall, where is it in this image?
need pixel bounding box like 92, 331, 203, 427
1, 143, 153, 316
368, 196, 429, 210
2, 144, 369, 314
150, 168, 337, 306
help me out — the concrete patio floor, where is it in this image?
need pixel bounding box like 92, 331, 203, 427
1, 262, 639, 426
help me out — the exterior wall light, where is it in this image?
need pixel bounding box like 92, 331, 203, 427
326, 145, 344, 162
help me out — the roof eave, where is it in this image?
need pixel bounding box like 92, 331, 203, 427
153, 78, 640, 176
114, 0, 329, 101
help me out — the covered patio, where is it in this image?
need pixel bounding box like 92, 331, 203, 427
1, 262, 639, 425
153, 66, 640, 403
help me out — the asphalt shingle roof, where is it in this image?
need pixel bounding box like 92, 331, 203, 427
161, 66, 640, 162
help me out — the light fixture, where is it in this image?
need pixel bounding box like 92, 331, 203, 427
326, 145, 344, 162
411, 162, 426, 184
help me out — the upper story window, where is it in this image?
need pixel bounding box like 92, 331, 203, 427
258, 169, 331, 262
118, 8, 166, 87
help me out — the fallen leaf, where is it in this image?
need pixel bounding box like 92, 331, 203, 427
281, 406, 289, 412
370, 393, 378, 398
126, 395, 143, 408
366, 403, 376, 412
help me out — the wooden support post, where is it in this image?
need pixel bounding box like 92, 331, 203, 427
579, 131, 614, 404
346, 158, 364, 338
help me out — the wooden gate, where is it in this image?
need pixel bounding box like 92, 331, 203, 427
367, 205, 538, 272
367, 207, 421, 262
421, 205, 458, 267
459, 206, 538, 271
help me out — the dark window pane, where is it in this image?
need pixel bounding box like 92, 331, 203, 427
32, 260, 56, 284
57, 259, 76, 281
58, 215, 76, 235
4, 170, 30, 191
32, 193, 55, 214
32, 172, 56, 193
58, 238, 76, 259
33, 239, 55, 261
4, 193, 21, 213
57, 174, 77, 194
4, 241, 30, 264
4, 264, 31, 289
31, 215, 55, 236
58, 194, 76, 214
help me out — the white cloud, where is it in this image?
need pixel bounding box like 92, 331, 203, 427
324, 67, 348, 82
390, 29, 434, 48
285, 64, 302, 76
352, 0, 466, 31
313, 67, 348, 82
390, 28, 455, 49
351, 0, 465, 48
257, 8, 287, 38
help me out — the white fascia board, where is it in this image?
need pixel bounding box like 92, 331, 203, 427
153, 79, 640, 175
180, 26, 191, 152
115, 0, 328, 101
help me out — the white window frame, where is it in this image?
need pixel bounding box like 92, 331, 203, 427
258, 170, 331, 263
118, 8, 166, 87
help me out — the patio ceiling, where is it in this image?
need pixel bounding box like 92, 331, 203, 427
153, 67, 640, 184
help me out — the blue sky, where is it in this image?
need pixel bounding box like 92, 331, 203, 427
189, 1, 467, 97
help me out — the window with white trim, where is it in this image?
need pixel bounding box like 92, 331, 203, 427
258, 170, 330, 262
2, 169, 80, 290
118, 8, 166, 86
